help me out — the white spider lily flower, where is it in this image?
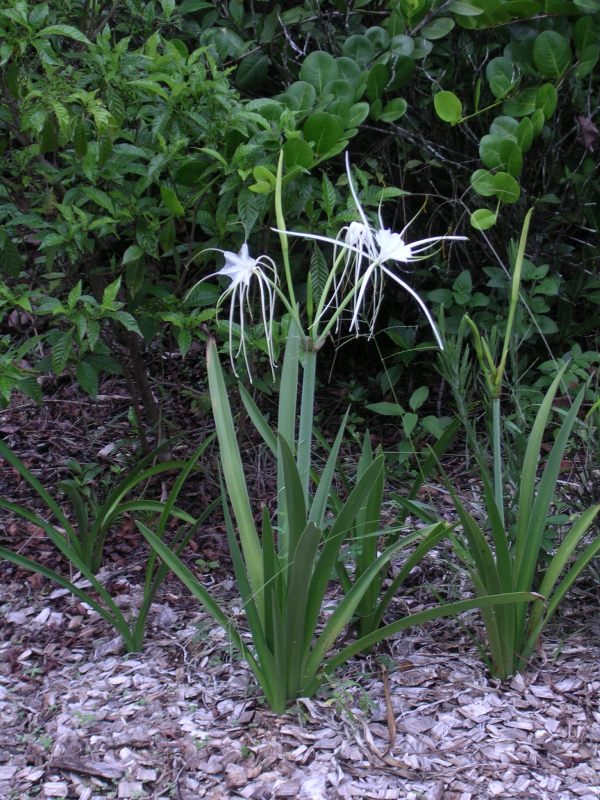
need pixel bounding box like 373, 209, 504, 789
276, 152, 467, 349
186, 244, 278, 378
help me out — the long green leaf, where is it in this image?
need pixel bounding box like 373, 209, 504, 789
206, 338, 263, 605
115, 500, 196, 524
94, 457, 185, 534
138, 523, 263, 677
496, 208, 533, 391
261, 505, 278, 650
278, 435, 307, 560
442, 479, 502, 595
398, 416, 461, 524
283, 521, 322, 696
222, 508, 276, 697
522, 503, 600, 654
55, 482, 89, 559
277, 326, 300, 560
309, 410, 349, 528
522, 527, 600, 662
516, 383, 585, 592
297, 348, 317, 503
132, 443, 212, 646
514, 365, 567, 567
303, 456, 384, 653
469, 569, 512, 678
0, 548, 136, 650
354, 435, 385, 636
321, 592, 541, 678
538, 504, 600, 601
373, 523, 448, 629
239, 383, 277, 454
0, 440, 73, 533
305, 535, 409, 683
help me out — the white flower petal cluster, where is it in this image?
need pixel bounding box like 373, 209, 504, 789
186, 243, 277, 378
279, 152, 467, 349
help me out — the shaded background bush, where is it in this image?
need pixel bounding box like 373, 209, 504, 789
1, 0, 598, 446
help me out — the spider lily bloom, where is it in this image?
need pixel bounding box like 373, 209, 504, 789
276, 152, 467, 349
186, 244, 278, 378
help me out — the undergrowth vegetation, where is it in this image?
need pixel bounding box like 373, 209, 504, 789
1, 0, 599, 711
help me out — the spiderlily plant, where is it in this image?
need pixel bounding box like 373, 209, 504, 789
140, 151, 539, 712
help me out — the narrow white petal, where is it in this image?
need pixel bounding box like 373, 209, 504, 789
271, 227, 368, 257
406, 235, 468, 248
349, 263, 378, 332
381, 265, 444, 350
345, 152, 371, 232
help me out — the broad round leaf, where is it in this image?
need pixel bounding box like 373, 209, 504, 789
502, 88, 537, 117
366, 62, 390, 101
574, 44, 600, 78
342, 35, 376, 68
449, 0, 484, 13
470, 169, 497, 197
390, 34, 414, 57
235, 53, 269, 91
421, 17, 455, 40
479, 134, 523, 177
517, 117, 534, 152
574, 0, 600, 12
490, 115, 519, 140
532, 31, 572, 78
434, 90, 463, 124
302, 112, 344, 155
246, 98, 284, 122
574, 16, 598, 50
486, 56, 517, 99
412, 37, 433, 59
345, 102, 370, 128
470, 208, 497, 230
323, 79, 355, 107
283, 138, 314, 169
379, 97, 408, 123
335, 56, 363, 85
299, 51, 338, 93
491, 172, 521, 205
387, 55, 416, 90
536, 83, 558, 120
369, 98, 383, 121
365, 26, 390, 51
278, 81, 316, 113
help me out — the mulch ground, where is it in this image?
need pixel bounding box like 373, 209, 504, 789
1, 369, 599, 799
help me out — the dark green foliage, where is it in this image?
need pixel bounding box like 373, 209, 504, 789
0, 0, 598, 417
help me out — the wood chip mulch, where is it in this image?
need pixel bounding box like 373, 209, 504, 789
1, 567, 599, 800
